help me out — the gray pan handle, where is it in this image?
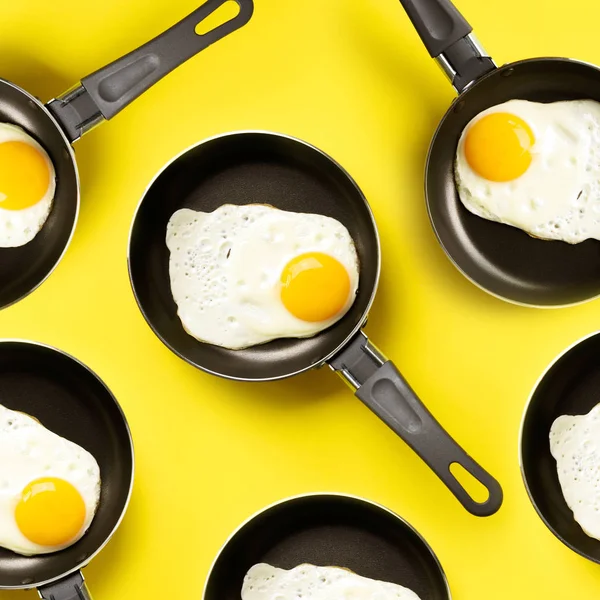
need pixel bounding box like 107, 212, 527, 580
397, 0, 495, 92
330, 331, 503, 516
38, 571, 92, 600
47, 0, 254, 142
398, 0, 471, 57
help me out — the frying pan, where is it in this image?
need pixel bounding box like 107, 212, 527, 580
398, 0, 600, 306
0, 340, 134, 598
0, 0, 253, 310
128, 130, 503, 516
203, 493, 451, 600
520, 331, 600, 564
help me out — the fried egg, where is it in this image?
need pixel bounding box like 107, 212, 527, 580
0, 404, 101, 556
550, 403, 600, 540
242, 563, 422, 600
0, 123, 56, 248
455, 99, 600, 244
166, 204, 360, 350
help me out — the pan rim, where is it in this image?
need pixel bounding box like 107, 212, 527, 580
425, 56, 600, 309
0, 78, 80, 311
201, 491, 452, 600
0, 338, 135, 590
127, 129, 381, 382
518, 329, 600, 564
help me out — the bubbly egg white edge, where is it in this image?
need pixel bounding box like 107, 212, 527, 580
549, 405, 600, 540
241, 563, 423, 600
0, 123, 57, 248
165, 204, 360, 350
0, 404, 101, 555
454, 99, 600, 245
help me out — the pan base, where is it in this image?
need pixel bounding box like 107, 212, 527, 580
204, 495, 450, 600
129, 132, 379, 380
0, 79, 78, 310
521, 332, 600, 563
0, 342, 133, 588
427, 58, 600, 306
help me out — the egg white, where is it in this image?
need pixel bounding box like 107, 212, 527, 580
550, 403, 600, 541
455, 99, 600, 244
242, 563, 422, 600
0, 404, 101, 556
0, 123, 56, 248
166, 204, 360, 350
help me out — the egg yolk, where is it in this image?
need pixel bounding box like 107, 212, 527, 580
0, 141, 50, 210
464, 112, 535, 182
280, 252, 351, 322
15, 478, 86, 547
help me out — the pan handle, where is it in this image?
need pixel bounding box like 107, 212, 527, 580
38, 571, 92, 600
47, 0, 254, 142
397, 0, 495, 92
329, 331, 503, 516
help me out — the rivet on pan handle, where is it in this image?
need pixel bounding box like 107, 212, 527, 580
330, 332, 503, 516
397, 0, 496, 92
38, 571, 92, 600
47, 0, 254, 142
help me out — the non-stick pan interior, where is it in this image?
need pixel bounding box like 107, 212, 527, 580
129, 132, 379, 380
427, 58, 600, 306
204, 494, 450, 600
521, 333, 600, 563
0, 341, 133, 588
0, 80, 78, 310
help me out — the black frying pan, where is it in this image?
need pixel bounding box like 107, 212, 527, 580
203, 493, 450, 600
128, 131, 503, 516
398, 0, 600, 306
0, 0, 253, 310
520, 331, 600, 564
0, 340, 134, 599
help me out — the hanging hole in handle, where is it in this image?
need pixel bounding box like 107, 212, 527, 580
195, 0, 241, 36
449, 462, 490, 503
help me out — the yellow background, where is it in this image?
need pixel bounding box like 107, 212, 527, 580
0, 0, 599, 597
